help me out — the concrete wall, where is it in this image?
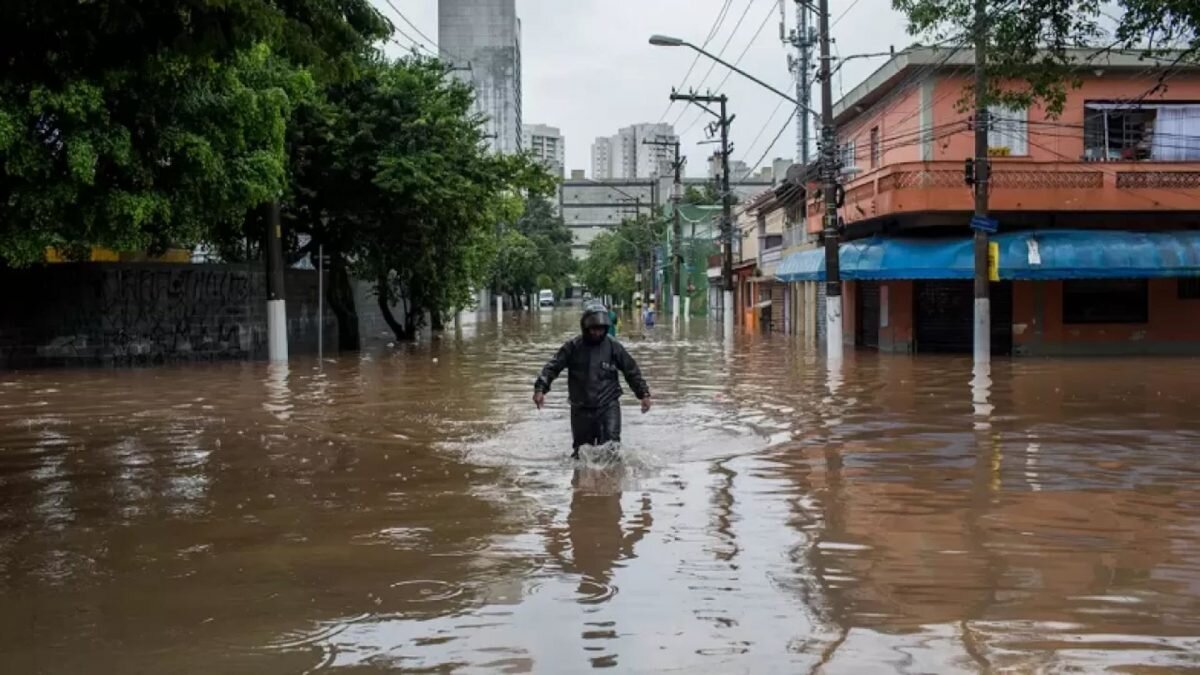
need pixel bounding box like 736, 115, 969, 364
1013, 279, 1200, 356
0, 264, 335, 368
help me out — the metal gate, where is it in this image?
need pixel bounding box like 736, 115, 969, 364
856, 281, 881, 348
768, 283, 786, 332
915, 280, 1012, 354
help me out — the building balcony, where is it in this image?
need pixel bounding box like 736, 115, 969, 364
805, 160, 1200, 233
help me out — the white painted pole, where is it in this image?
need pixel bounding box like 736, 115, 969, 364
317, 244, 324, 362
496, 294, 503, 321
672, 294, 681, 327
683, 295, 691, 321
974, 298, 990, 366
723, 289, 735, 339
826, 295, 843, 364
267, 300, 288, 362
265, 202, 288, 363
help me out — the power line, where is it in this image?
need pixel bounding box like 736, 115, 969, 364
680, 0, 778, 136
658, 0, 735, 124
673, 0, 762, 128
388, 33, 435, 58
379, 0, 469, 64
830, 0, 865, 29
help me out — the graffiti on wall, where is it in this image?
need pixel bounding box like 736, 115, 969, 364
0, 264, 330, 367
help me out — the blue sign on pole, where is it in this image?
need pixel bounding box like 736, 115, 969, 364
970, 216, 999, 234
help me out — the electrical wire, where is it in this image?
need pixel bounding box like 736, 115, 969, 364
379, 0, 469, 64
657, 0, 736, 124
679, 0, 779, 137
831, 0, 865, 29
674, 0, 763, 128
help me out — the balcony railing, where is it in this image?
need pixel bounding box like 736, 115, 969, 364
806, 159, 1200, 232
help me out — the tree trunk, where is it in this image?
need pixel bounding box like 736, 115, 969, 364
328, 251, 359, 351
402, 301, 421, 341
430, 309, 445, 332
376, 273, 409, 341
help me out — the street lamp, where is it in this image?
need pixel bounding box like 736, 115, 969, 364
648, 35, 821, 121
650, 29, 842, 364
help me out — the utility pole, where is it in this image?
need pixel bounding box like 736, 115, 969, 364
787, 0, 816, 165
971, 0, 992, 364
265, 200, 288, 363
670, 91, 734, 336
817, 0, 843, 363
719, 95, 733, 337
643, 137, 685, 323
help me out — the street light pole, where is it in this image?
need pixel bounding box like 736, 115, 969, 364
719, 95, 734, 337
817, 0, 843, 364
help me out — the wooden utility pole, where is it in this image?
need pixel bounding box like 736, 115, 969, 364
670, 91, 734, 335
817, 0, 842, 362
971, 0, 992, 363
265, 200, 288, 362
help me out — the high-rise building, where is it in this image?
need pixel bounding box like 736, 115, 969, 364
438, 0, 522, 154
523, 124, 565, 177
709, 156, 753, 183
591, 137, 614, 179
589, 123, 678, 179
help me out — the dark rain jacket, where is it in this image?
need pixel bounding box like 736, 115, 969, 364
534, 335, 649, 410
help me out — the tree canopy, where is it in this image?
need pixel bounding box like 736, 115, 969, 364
0, 0, 389, 266
892, 0, 1200, 114
285, 55, 554, 339
580, 214, 667, 306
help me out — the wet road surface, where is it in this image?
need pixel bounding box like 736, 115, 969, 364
2, 309, 1200, 672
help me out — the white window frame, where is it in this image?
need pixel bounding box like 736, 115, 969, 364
987, 104, 1029, 156
839, 138, 857, 173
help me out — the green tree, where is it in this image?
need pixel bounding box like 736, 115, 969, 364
511, 196, 576, 296
892, 0, 1199, 115
579, 214, 667, 306
0, 0, 388, 266
682, 184, 722, 205
492, 229, 542, 306
285, 55, 553, 342
580, 232, 636, 305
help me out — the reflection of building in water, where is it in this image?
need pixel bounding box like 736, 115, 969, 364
785, 445, 1193, 660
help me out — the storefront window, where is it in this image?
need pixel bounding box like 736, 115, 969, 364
1063, 279, 1148, 324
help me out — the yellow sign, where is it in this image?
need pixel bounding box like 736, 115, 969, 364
45, 247, 191, 263
988, 241, 1000, 282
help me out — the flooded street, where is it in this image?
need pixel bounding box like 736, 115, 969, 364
3, 310, 1200, 673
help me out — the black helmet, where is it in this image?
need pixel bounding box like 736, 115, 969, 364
580, 303, 611, 332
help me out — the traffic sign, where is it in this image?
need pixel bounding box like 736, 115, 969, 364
970, 216, 999, 234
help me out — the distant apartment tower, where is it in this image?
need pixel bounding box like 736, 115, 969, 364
591, 138, 614, 179
523, 124, 565, 177
590, 123, 678, 178
438, 0, 522, 154
709, 156, 753, 183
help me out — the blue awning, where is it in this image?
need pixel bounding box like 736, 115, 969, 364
775, 246, 827, 281
776, 230, 1200, 282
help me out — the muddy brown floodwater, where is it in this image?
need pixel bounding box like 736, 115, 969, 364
2, 310, 1200, 673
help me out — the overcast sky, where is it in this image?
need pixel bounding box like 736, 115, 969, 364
376, 0, 912, 178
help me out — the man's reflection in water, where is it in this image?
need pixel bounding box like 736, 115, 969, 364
544, 460, 653, 668
546, 461, 653, 592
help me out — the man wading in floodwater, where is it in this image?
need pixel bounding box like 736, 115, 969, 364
533, 303, 652, 458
